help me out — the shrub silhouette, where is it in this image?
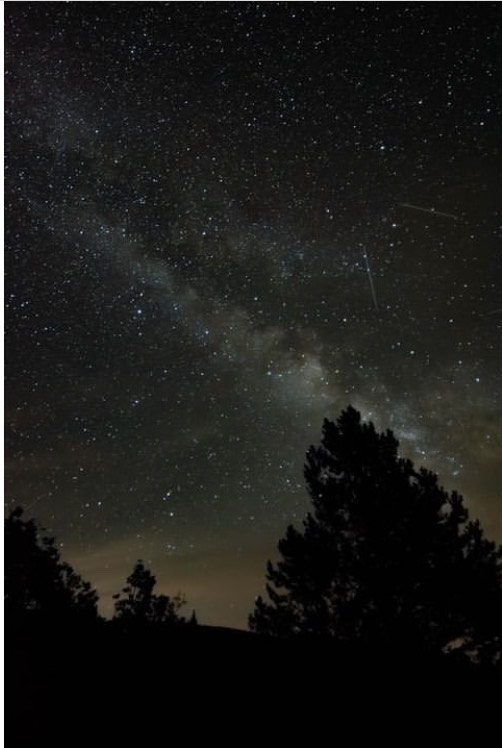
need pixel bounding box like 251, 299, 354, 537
113, 559, 189, 625
250, 407, 502, 661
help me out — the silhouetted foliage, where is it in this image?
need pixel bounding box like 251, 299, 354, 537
250, 407, 502, 661
4, 506, 98, 620
112, 559, 188, 625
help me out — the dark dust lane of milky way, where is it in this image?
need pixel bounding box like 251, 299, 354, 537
5, 3, 501, 627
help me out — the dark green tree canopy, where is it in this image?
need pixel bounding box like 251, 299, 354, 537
250, 407, 502, 661
112, 560, 188, 626
4, 507, 98, 620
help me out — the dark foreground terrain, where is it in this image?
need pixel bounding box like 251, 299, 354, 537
7, 616, 500, 746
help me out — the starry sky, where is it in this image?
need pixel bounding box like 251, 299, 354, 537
5, 2, 501, 628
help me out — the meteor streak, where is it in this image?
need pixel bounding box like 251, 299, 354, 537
399, 203, 459, 220
362, 250, 379, 312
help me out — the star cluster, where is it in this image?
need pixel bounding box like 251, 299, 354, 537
5, 3, 501, 627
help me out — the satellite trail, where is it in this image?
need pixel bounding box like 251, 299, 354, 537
399, 203, 459, 220
362, 250, 379, 312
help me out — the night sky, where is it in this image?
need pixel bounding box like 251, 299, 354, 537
5, 2, 501, 628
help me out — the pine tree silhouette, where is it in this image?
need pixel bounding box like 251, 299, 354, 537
250, 407, 502, 661
4, 507, 98, 621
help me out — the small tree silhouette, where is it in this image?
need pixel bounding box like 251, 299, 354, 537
250, 407, 502, 661
4, 507, 98, 621
113, 560, 187, 625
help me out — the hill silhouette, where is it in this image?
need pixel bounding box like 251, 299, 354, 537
7, 612, 500, 745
